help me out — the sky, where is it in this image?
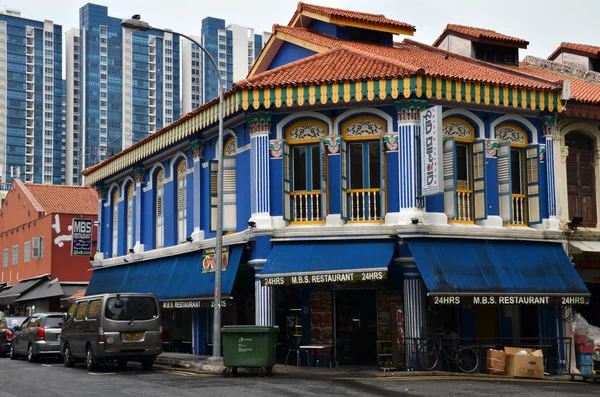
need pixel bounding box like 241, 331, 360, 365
7, 0, 599, 60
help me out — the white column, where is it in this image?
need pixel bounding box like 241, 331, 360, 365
133, 169, 144, 253
249, 114, 272, 229
253, 264, 274, 326
191, 141, 204, 241
402, 261, 426, 369
542, 118, 559, 230
94, 186, 105, 260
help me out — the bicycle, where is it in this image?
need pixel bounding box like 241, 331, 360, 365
417, 336, 479, 373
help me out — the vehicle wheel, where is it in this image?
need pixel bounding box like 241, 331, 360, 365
85, 345, 97, 371
418, 344, 439, 371
27, 344, 38, 363
63, 344, 75, 368
260, 367, 266, 378
9, 344, 17, 360
457, 347, 479, 374
117, 359, 128, 369
222, 367, 230, 377
141, 358, 154, 370
231, 367, 238, 377
266, 367, 273, 377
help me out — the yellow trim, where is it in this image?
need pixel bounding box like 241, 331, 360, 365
465, 83, 471, 103
224, 137, 236, 156
391, 78, 399, 99
493, 85, 500, 106
403, 76, 411, 98
557, 97, 563, 112
449, 219, 476, 224
343, 82, 351, 102
512, 89, 518, 108
415, 76, 423, 98
127, 183, 134, 199
379, 79, 387, 100
320, 85, 328, 104
455, 82, 462, 102
275, 87, 283, 108
442, 117, 475, 142
521, 90, 527, 110
286, 86, 294, 107
367, 80, 375, 100
503, 87, 509, 107
290, 190, 322, 196
285, 119, 329, 144
496, 123, 528, 147
484, 84, 490, 105
425, 77, 432, 99
356, 81, 363, 102
539, 91, 545, 111
290, 220, 327, 225
252, 89, 260, 110
548, 92, 554, 112
298, 86, 305, 106
264, 88, 271, 109
445, 81, 452, 101
242, 90, 249, 110
530, 90, 537, 110
347, 220, 385, 224
341, 115, 387, 141
277, 30, 329, 53
308, 85, 316, 105
332, 84, 339, 104
177, 159, 187, 179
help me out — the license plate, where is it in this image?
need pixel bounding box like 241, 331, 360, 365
125, 332, 141, 341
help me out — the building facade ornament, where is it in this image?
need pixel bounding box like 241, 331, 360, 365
486, 139, 499, 158
288, 123, 326, 141
190, 140, 205, 160
248, 113, 272, 134
395, 100, 429, 122
269, 140, 283, 158
496, 126, 526, 144
95, 185, 107, 200
383, 133, 399, 152
325, 136, 341, 154
133, 168, 145, 185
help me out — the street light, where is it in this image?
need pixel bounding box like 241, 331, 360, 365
122, 16, 226, 361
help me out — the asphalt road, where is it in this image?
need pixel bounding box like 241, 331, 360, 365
0, 356, 598, 397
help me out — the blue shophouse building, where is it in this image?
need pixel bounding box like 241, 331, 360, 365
83, 3, 588, 369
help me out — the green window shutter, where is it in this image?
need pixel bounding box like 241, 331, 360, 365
210, 160, 218, 231
526, 144, 542, 225
443, 137, 457, 219
379, 134, 387, 219
283, 142, 291, 221
340, 138, 348, 220
497, 142, 513, 223
472, 139, 487, 221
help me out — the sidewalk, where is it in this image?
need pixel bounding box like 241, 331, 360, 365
154, 352, 575, 381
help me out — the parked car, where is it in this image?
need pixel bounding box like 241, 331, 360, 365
0, 317, 27, 356
9, 313, 64, 362
60, 293, 162, 371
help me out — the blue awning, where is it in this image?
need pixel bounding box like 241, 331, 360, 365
86, 245, 244, 301
408, 239, 589, 302
260, 240, 396, 285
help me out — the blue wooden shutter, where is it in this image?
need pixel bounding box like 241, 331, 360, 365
282, 142, 291, 222
210, 160, 218, 231
340, 138, 348, 220
497, 142, 513, 223
443, 137, 457, 219
320, 138, 328, 220
472, 139, 487, 221
526, 144, 542, 225
379, 134, 387, 219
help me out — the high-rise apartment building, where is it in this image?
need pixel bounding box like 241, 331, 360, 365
182, 17, 270, 113
66, 3, 181, 184
0, 9, 63, 185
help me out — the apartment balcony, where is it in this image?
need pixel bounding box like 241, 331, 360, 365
148, 47, 156, 55
26, 83, 34, 92
26, 28, 34, 37
26, 56, 34, 65
27, 92, 34, 101
346, 188, 383, 222
148, 64, 156, 72
25, 165, 33, 174
512, 194, 526, 225
149, 73, 156, 81
26, 120, 34, 128
26, 65, 34, 74
25, 158, 33, 166
149, 90, 156, 99
149, 108, 156, 116
455, 189, 473, 222
290, 191, 325, 223
149, 99, 156, 107
26, 147, 33, 155
149, 55, 156, 63
26, 46, 34, 56
26, 75, 34, 83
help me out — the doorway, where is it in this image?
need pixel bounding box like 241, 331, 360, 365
335, 289, 377, 365
566, 131, 597, 227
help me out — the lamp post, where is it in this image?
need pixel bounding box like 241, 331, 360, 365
121, 16, 225, 360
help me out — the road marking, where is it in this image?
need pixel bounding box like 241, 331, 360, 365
88, 372, 117, 376
346, 376, 584, 385
159, 370, 213, 377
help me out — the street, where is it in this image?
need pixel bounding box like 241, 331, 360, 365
0, 357, 598, 397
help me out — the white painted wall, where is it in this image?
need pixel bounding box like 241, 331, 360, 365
181, 35, 202, 114
555, 52, 591, 70
435, 34, 473, 58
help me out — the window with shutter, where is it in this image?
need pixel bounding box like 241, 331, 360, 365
156, 169, 165, 248
112, 188, 119, 257
496, 124, 528, 225
177, 160, 187, 243
284, 120, 328, 223
223, 138, 237, 231
565, 131, 597, 226
341, 116, 385, 222
210, 160, 218, 231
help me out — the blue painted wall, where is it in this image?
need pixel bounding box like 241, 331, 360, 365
267, 42, 316, 71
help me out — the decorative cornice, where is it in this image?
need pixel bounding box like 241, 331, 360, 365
95, 185, 107, 200
248, 113, 272, 135
190, 140, 205, 160
541, 116, 556, 137
395, 100, 429, 122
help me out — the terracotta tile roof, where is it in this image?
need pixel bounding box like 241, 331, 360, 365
237, 46, 422, 88
24, 184, 98, 215
519, 62, 600, 104
548, 42, 600, 60
273, 26, 558, 90
290, 2, 415, 33
433, 24, 528, 48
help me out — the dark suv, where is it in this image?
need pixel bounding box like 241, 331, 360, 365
9, 313, 64, 362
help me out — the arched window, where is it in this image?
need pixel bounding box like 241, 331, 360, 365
341, 116, 386, 222
177, 159, 187, 244
565, 132, 596, 226
211, 137, 237, 231
111, 188, 119, 257
126, 183, 134, 251
442, 118, 485, 223
496, 123, 540, 225
283, 120, 328, 223
156, 169, 165, 248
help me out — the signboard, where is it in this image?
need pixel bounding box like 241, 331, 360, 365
261, 270, 387, 286
161, 300, 229, 309
429, 295, 590, 305
202, 246, 229, 273
71, 218, 93, 256
420, 106, 443, 196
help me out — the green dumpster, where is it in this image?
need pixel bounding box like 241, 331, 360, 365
222, 325, 279, 377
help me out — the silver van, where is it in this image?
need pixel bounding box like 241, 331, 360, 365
60, 293, 162, 371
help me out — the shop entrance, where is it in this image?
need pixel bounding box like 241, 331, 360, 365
335, 289, 377, 365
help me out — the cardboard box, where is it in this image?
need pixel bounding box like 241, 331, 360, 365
504, 347, 544, 380
486, 349, 506, 375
